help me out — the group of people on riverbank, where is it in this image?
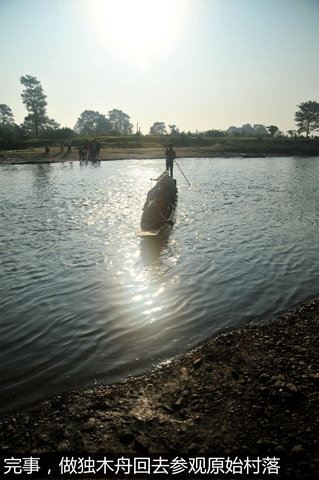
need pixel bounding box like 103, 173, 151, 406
78, 138, 100, 161
58, 139, 72, 153
43, 141, 176, 171
44, 141, 70, 155
48, 139, 101, 160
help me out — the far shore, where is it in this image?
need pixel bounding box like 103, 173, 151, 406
0, 145, 314, 165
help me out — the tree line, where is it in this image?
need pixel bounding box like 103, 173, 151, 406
0, 75, 135, 140
1, 75, 319, 141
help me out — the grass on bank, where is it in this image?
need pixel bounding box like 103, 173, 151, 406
1, 134, 319, 157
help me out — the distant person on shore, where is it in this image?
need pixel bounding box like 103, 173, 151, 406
90, 141, 97, 160
96, 139, 100, 158
78, 144, 83, 161
45, 145, 50, 154
165, 144, 176, 177
67, 139, 72, 153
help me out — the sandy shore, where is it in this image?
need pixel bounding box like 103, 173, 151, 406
0, 146, 240, 165
1, 299, 319, 479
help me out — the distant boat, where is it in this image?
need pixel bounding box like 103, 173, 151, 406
241, 153, 266, 158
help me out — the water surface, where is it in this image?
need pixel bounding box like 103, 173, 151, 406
1, 156, 318, 414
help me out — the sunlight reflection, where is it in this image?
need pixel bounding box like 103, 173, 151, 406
143, 306, 162, 316
133, 295, 143, 302
153, 285, 164, 297
134, 272, 147, 282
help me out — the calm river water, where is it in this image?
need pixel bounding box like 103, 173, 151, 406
1, 156, 319, 414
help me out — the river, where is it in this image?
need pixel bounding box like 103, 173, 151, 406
1, 156, 318, 414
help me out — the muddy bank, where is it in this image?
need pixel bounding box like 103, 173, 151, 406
0, 146, 250, 164
1, 299, 319, 478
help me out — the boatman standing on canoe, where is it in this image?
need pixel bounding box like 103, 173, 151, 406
165, 144, 176, 177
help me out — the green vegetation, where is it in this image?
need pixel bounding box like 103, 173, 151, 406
73, 109, 133, 136
295, 101, 319, 137
1, 132, 319, 157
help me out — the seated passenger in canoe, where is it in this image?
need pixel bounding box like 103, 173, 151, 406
141, 200, 173, 231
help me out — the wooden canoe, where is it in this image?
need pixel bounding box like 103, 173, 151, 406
138, 172, 178, 238
138, 200, 177, 237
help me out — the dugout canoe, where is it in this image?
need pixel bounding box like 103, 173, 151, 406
138, 172, 178, 238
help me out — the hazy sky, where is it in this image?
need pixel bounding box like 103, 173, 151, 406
1, 0, 319, 134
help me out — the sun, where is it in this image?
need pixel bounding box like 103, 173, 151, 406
90, 0, 190, 71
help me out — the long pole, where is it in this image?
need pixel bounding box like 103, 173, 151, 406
174, 159, 191, 186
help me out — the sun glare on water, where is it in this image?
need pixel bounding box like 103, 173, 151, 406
91, 0, 190, 71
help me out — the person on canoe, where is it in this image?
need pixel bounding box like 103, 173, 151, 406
141, 199, 174, 230
165, 144, 176, 177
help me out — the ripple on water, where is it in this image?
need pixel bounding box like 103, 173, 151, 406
1, 157, 319, 413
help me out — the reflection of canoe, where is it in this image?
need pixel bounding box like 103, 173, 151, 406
241, 153, 266, 158
140, 235, 166, 265
138, 172, 178, 238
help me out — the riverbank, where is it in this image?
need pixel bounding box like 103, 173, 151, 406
0, 146, 237, 164
1, 134, 319, 164
1, 145, 316, 165
1, 299, 319, 478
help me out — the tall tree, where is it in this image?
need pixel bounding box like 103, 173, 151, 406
149, 121, 167, 135
20, 75, 48, 136
168, 124, 180, 135
0, 104, 17, 140
287, 130, 296, 137
107, 109, 133, 134
295, 101, 319, 137
267, 125, 279, 137
0, 104, 15, 125
19, 116, 60, 136
74, 110, 112, 135
42, 118, 61, 132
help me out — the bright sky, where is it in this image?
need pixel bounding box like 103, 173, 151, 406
1, 0, 319, 134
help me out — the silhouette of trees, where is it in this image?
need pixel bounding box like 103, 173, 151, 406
295, 101, 319, 137
168, 124, 180, 135
43, 118, 61, 131
226, 124, 268, 136
19, 117, 61, 136
20, 75, 48, 136
7, 77, 319, 140
287, 130, 297, 137
74, 110, 112, 136
267, 125, 279, 137
0, 104, 18, 140
204, 129, 226, 137
0, 104, 15, 125
107, 109, 133, 134
149, 121, 167, 135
